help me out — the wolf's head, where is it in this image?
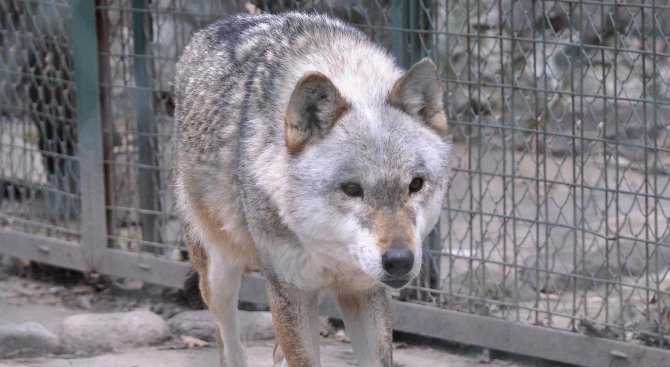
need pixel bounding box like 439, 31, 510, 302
281, 58, 451, 290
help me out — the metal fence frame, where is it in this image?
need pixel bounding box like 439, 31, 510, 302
3, 1, 670, 366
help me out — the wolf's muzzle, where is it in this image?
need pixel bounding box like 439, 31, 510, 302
382, 248, 414, 277
382, 277, 411, 288
382, 246, 414, 288
381, 248, 414, 288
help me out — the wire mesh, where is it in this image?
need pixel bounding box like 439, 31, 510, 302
1, 0, 79, 241
3, 0, 670, 358
421, 0, 670, 349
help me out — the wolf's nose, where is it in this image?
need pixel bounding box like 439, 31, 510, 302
382, 248, 414, 277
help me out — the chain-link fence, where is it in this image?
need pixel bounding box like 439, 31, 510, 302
1, 0, 78, 241
3, 1, 670, 365
436, 0, 670, 352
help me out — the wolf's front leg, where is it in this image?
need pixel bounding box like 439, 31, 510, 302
267, 280, 322, 367
337, 285, 393, 367
207, 249, 247, 367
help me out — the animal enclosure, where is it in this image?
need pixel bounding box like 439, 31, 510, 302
2, 1, 670, 365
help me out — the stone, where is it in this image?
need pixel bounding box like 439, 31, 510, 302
443, 265, 536, 302
167, 310, 216, 342
58, 310, 171, 355
0, 322, 59, 357
619, 237, 670, 276
520, 249, 615, 294
519, 234, 670, 295
167, 310, 274, 342
238, 310, 275, 341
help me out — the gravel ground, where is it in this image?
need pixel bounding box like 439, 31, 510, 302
0, 260, 566, 366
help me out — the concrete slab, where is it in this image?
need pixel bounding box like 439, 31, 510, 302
0, 275, 534, 367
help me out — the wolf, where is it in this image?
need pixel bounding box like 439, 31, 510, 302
174, 12, 451, 367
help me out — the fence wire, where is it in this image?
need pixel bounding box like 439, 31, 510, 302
3, 0, 670, 359
1, 0, 79, 241
429, 0, 670, 350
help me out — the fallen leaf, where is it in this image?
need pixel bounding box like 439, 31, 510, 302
180, 335, 209, 348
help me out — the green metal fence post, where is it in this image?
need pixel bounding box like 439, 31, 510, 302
69, 0, 108, 271
391, 0, 407, 67
131, 0, 161, 253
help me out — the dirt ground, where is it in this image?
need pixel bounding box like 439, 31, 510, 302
0, 262, 566, 367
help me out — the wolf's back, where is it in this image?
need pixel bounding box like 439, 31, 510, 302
175, 12, 371, 127
174, 13, 398, 157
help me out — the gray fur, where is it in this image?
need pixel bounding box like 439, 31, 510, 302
175, 12, 451, 367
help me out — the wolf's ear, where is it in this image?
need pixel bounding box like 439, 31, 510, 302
389, 58, 447, 135
284, 71, 348, 154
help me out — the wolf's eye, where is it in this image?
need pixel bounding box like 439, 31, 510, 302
341, 182, 363, 198
409, 177, 424, 193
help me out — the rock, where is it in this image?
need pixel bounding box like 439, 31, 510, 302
167, 310, 216, 342
74, 295, 93, 310
150, 302, 181, 319
168, 310, 274, 342
444, 265, 536, 302
521, 249, 616, 293
0, 322, 59, 357
520, 235, 670, 295
619, 236, 670, 276
109, 278, 145, 297
238, 310, 275, 341
58, 310, 171, 355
